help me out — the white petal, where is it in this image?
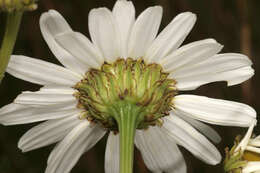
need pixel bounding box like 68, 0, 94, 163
89, 8, 120, 62
46, 122, 105, 173
40, 10, 87, 74
18, 114, 82, 152
135, 126, 187, 173
128, 6, 163, 59
55, 31, 103, 68
176, 66, 254, 91
173, 95, 256, 127
242, 162, 260, 173
235, 120, 256, 152
246, 146, 260, 154
171, 53, 254, 90
145, 12, 196, 63
161, 39, 223, 72
162, 115, 221, 165
175, 112, 221, 143
39, 85, 75, 94
113, 0, 135, 58
0, 103, 80, 125
249, 137, 260, 147
105, 132, 119, 173
14, 90, 76, 106
172, 53, 252, 78
22, 100, 77, 109
7, 55, 81, 86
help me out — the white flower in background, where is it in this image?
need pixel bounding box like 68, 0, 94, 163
0, 0, 256, 173
224, 120, 260, 173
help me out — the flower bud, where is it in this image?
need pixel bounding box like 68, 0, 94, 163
0, 0, 37, 12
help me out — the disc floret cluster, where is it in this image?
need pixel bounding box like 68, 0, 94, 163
74, 58, 177, 131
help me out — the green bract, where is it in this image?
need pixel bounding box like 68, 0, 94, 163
74, 58, 177, 131
224, 136, 248, 173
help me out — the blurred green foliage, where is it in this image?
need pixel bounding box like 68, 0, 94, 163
0, 0, 260, 173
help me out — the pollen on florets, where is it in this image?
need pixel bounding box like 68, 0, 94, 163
74, 58, 177, 131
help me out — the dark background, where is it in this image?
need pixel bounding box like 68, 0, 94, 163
0, 0, 259, 172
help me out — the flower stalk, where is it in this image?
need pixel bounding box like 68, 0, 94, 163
0, 11, 23, 83
115, 103, 140, 173
108, 102, 142, 173
0, 0, 38, 83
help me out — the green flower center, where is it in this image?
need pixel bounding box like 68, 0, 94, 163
74, 58, 177, 131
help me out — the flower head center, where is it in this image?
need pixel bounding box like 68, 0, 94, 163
74, 58, 177, 131
243, 151, 260, 161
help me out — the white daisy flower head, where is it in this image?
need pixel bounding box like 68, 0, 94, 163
0, 0, 257, 173
224, 120, 260, 173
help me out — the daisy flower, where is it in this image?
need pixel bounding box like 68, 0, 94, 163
0, 0, 256, 173
224, 120, 260, 173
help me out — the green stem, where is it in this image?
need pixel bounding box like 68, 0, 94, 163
113, 103, 140, 173
0, 11, 23, 83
